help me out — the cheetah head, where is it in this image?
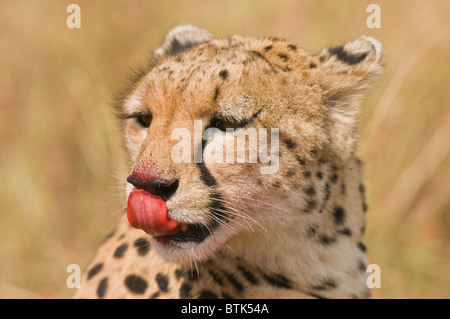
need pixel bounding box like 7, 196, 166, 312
116, 25, 382, 263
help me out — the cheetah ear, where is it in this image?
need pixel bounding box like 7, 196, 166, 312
154, 25, 213, 58
317, 36, 383, 161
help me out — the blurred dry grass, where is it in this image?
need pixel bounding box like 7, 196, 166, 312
0, 0, 449, 298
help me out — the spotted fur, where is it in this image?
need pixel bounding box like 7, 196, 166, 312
75, 25, 382, 299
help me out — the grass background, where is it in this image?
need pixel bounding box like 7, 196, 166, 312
0, 0, 449, 298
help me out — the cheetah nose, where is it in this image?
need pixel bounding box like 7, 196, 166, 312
127, 174, 179, 201
127, 189, 180, 236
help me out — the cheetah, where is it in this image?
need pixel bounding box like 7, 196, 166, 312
75, 25, 382, 299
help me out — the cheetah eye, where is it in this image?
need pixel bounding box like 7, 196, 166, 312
136, 115, 152, 128
209, 117, 249, 131
133, 114, 152, 128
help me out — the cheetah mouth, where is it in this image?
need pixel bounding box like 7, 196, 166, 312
127, 189, 215, 244
153, 223, 212, 243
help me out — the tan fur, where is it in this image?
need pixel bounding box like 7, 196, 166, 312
75, 25, 382, 299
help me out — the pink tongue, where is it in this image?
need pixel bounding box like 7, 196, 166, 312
127, 189, 180, 236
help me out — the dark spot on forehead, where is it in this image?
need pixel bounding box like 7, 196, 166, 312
250, 50, 265, 59
219, 69, 229, 79
286, 169, 296, 177
296, 155, 306, 165
330, 173, 339, 183
283, 138, 296, 149
278, 53, 289, 61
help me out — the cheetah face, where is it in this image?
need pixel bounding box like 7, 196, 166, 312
117, 25, 382, 263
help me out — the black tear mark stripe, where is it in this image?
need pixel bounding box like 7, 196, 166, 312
328, 46, 368, 65
196, 127, 217, 187
197, 162, 217, 187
